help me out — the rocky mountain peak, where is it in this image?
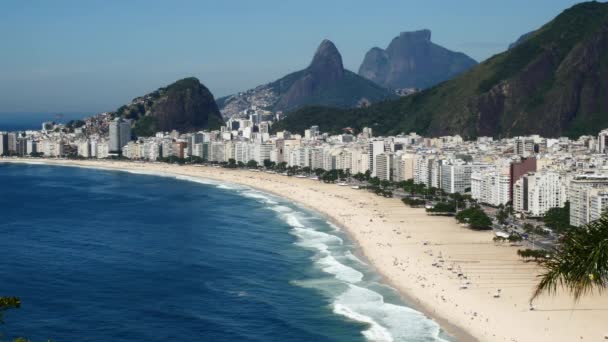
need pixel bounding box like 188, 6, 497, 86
309, 39, 344, 80
359, 29, 477, 89
398, 29, 431, 42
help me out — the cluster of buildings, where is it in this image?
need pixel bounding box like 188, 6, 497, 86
3, 111, 608, 228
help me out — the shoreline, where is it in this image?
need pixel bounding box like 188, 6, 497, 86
3, 158, 608, 342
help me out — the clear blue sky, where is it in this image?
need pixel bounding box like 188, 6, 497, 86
0, 0, 585, 113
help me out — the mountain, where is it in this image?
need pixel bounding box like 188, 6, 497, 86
217, 40, 395, 118
273, 2, 608, 138
114, 77, 224, 136
358, 29, 477, 89
509, 31, 536, 49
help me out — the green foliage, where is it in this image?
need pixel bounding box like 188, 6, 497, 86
156, 156, 187, 165
533, 213, 608, 300
132, 116, 158, 137
263, 159, 276, 169
246, 160, 258, 168
426, 201, 456, 214
0, 297, 20, 324
543, 202, 573, 233
456, 207, 493, 230
402, 198, 426, 207
518, 249, 551, 262
496, 207, 509, 225
65, 120, 86, 131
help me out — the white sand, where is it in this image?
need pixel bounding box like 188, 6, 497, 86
4, 158, 608, 342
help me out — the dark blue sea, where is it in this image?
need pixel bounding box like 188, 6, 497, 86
0, 163, 453, 342
0, 113, 90, 132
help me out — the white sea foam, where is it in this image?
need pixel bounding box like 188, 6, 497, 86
216, 183, 242, 190
317, 255, 364, 283
292, 227, 343, 244
345, 251, 367, 265
283, 213, 305, 228
334, 303, 394, 342
241, 191, 278, 204
326, 221, 341, 231
270, 205, 293, 213
334, 284, 449, 342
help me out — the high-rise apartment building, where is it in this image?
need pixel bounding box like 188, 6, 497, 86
109, 118, 132, 153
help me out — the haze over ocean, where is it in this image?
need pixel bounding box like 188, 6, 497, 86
0, 164, 453, 342
0, 113, 90, 132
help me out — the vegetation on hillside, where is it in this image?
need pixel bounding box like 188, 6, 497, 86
274, 2, 608, 138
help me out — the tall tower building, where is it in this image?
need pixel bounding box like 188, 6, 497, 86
7, 133, 18, 153
109, 118, 132, 153
598, 129, 608, 154
0, 132, 8, 156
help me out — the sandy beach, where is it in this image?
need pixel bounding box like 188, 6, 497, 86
4, 158, 608, 342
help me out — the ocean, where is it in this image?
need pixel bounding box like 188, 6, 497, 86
0, 113, 91, 132
0, 163, 454, 342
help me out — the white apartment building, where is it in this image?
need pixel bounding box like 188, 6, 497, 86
569, 174, 608, 227
369, 140, 385, 177
513, 171, 567, 216
393, 153, 415, 182
77, 140, 91, 158
471, 169, 510, 206
440, 161, 471, 194
375, 153, 391, 180
589, 189, 608, 222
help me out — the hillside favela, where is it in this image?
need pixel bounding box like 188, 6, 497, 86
2, 1, 608, 342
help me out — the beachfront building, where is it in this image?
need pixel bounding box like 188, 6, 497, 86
375, 153, 391, 181
440, 160, 472, 194
368, 140, 385, 177
0, 132, 8, 156
109, 118, 132, 153
513, 171, 567, 217
471, 168, 511, 206
414, 153, 436, 187
77, 140, 91, 158
393, 153, 415, 182
569, 174, 608, 227
589, 189, 608, 222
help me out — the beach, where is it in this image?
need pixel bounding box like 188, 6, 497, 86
4, 158, 608, 342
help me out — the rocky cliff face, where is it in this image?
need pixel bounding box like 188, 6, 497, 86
115, 77, 224, 136
358, 29, 477, 89
275, 2, 608, 138
218, 40, 394, 118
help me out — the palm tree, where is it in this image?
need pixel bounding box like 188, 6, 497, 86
532, 214, 608, 300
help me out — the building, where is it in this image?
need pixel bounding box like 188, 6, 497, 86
513, 171, 567, 216
7, 133, 18, 153
368, 140, 385, 177
514, 137, 537, 157
589, 189, 608, 222
375, 153, 391, 180
510, 157, 537, 200
440, 161, 471, 194
471, 169, 511, 206
569, 174, 608, 227
394, 153, 415, 182
0, 132, 8, 156
26, 140, 37, 155
109, 118, 132, 153
598, 129, 608, 154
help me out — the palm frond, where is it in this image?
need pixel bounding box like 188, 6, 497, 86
532, 215, 608, 301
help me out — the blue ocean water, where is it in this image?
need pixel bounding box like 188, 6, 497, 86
0, 163, 454, 342
0, 113, 90, 131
